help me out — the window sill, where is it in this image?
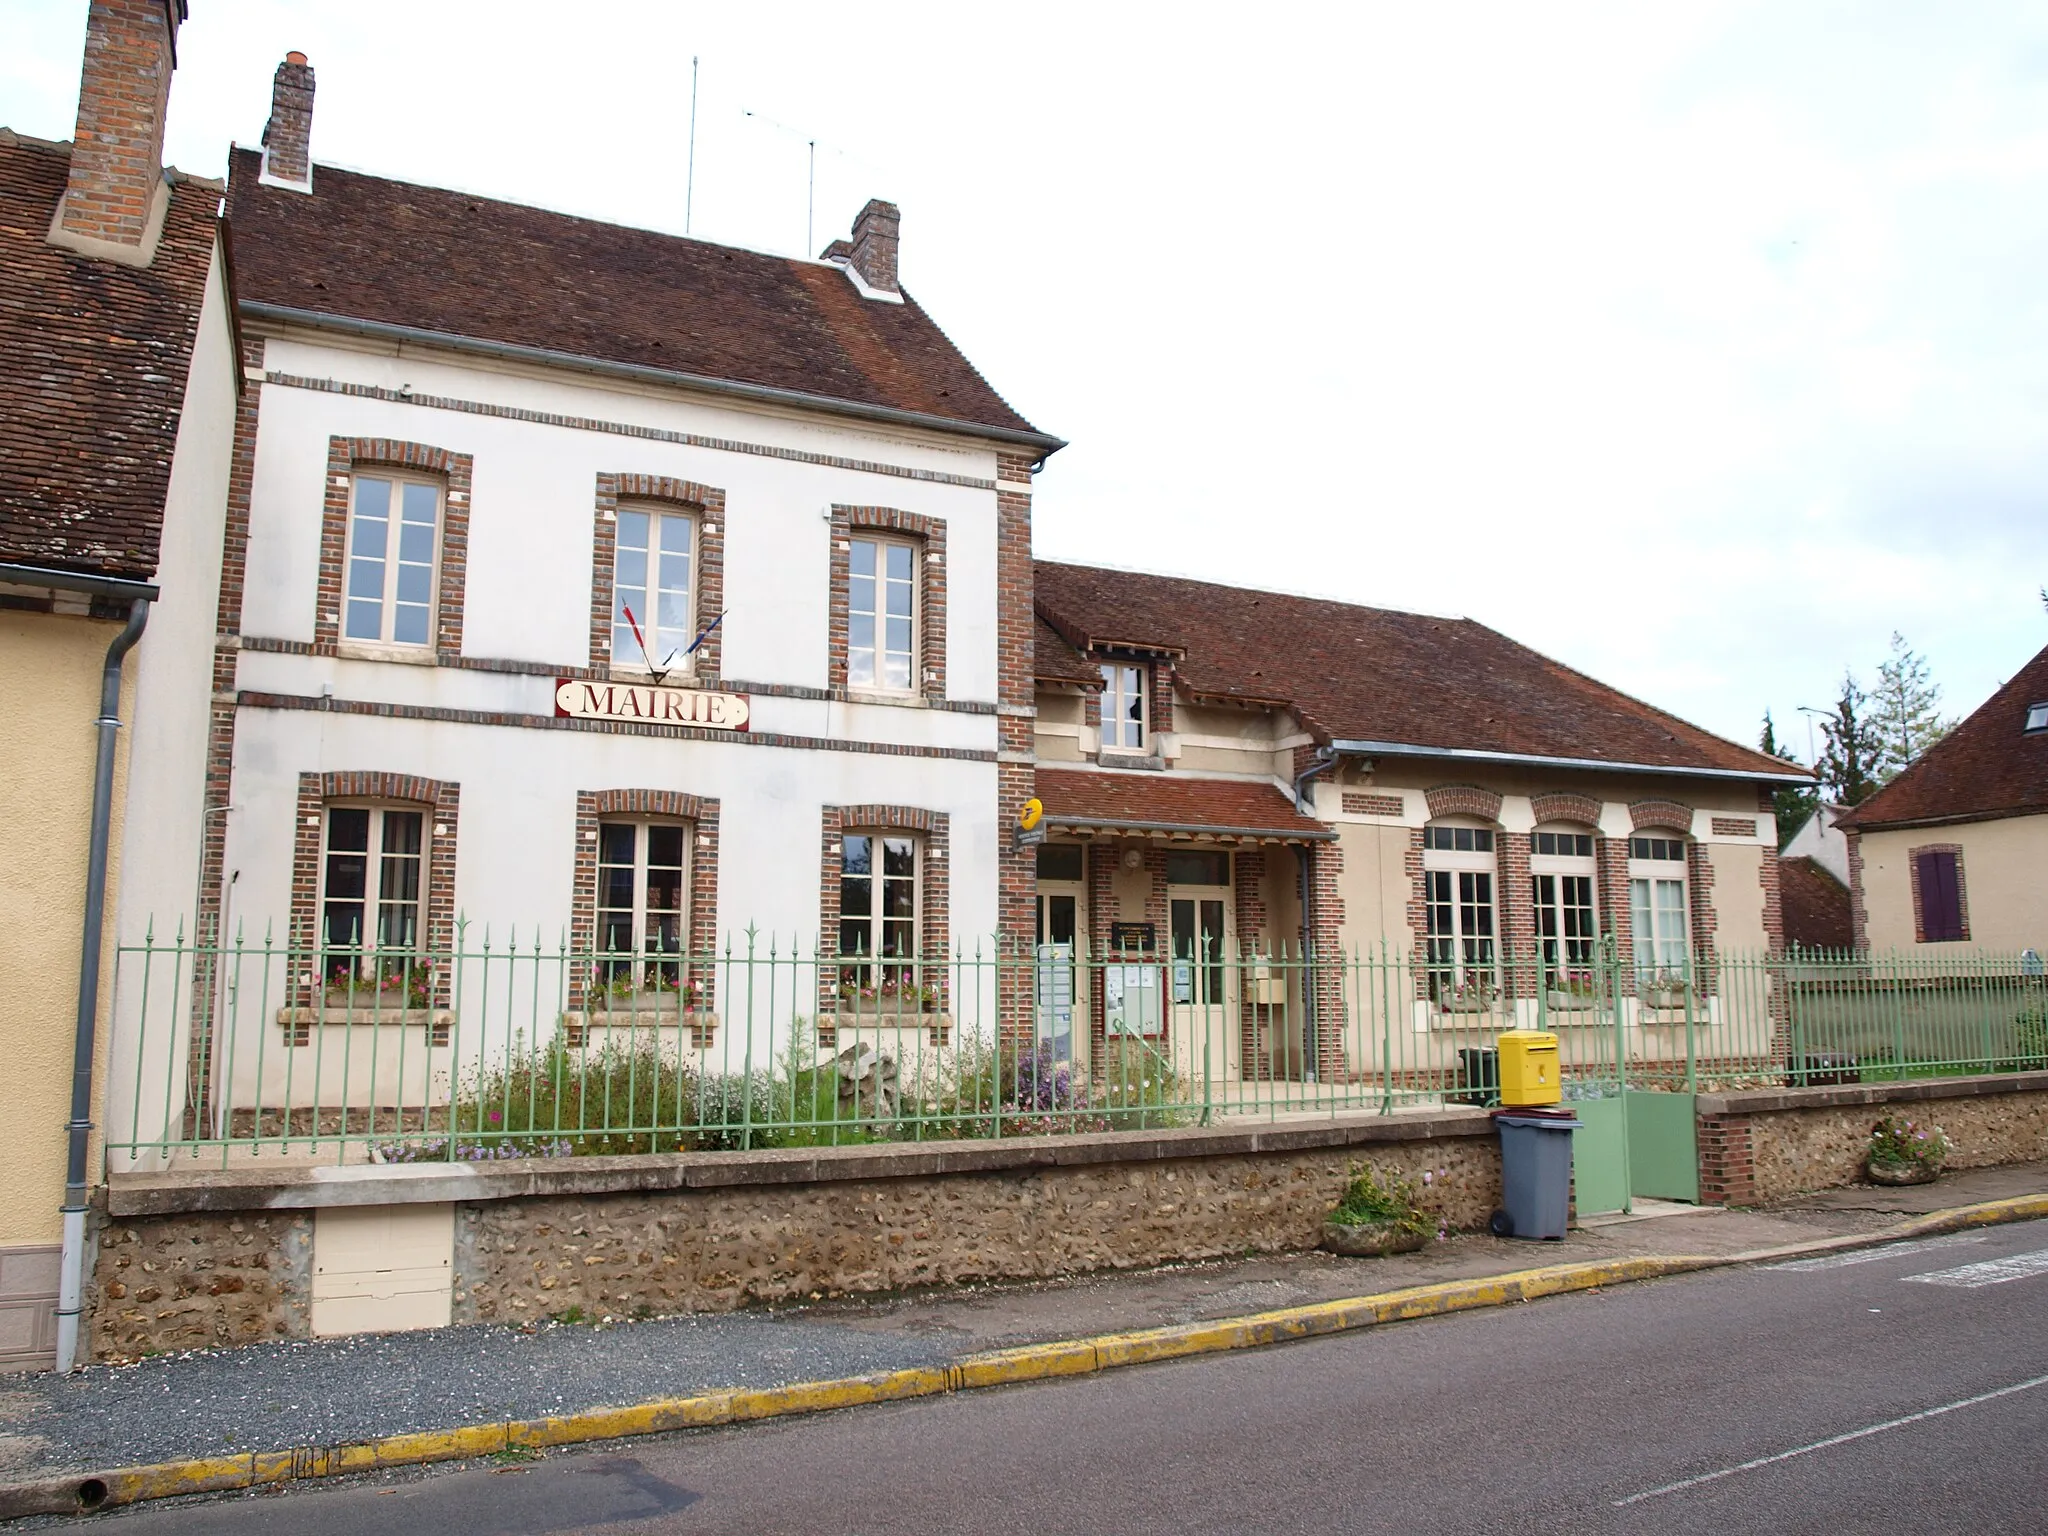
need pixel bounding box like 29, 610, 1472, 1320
842, 688, 930, 709
336, 640, 438, 666
605, 665, 701, 686
562, 1009, 718, 1049
1094, 752, 1165, 772
277, 1006, 452, 1045
818, 1013, 952, 1048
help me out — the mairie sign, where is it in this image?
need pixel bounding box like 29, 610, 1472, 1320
554, 679, 751, 730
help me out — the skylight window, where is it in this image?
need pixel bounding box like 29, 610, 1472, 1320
2027, 702, 2048, 734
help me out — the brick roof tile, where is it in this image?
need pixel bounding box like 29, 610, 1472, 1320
1036, 768, 1331, 840
1839, 641, 2048, 831
224, 150, 1046, 444
1035, 561, 1793, 778
1780, 855, 1854, 950
0, 135, 221, 580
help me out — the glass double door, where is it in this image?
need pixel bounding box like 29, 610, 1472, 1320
1168, 887, 1234, 1084
1036, 889, 1080, 1062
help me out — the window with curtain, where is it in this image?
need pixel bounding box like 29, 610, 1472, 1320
1531, 830, 1597, 992
1100, 663, 1146, 752
1424, 824, 1496, 999
1629, 835, 1690, 983
595, 821, 689, 998
320, 805, 424, 989
611, 507, 694, 671
839, 832, 920, 996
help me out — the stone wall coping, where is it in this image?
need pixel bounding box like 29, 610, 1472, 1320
1697, 1071, 2048, 1118
104, 1110, 1496, 1216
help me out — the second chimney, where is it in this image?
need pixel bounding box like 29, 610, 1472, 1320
849, 200, 900, 296
55, 0, 182, 259
262, 52, 316, 189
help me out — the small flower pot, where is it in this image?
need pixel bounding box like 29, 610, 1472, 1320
1321, 1220, 1428, 1258
1866, 1159, 1940, 1187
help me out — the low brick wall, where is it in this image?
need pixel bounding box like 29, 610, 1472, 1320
89, 1113, 1499, 1359
1697, 1071, 2048, 1205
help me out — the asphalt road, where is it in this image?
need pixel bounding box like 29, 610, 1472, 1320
71, 1218, 2048, 1535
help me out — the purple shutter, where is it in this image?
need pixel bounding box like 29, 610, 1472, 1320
1916, 851, 1963, 942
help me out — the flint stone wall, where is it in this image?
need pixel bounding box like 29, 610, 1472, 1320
1698, 1072, 2048, 1204
91, 1114, 1497, 1359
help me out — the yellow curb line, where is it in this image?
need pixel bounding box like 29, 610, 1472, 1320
8, 1192, 2047, 1520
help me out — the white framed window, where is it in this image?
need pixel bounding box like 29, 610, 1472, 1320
1423, 824, 1496, 997
320, 805, 424, 984
611, 507, 695, 672
2026, 701, 2048, 734
1629, 835, 1691, 982
1100, 663, 1146, 753
848, 537, 916, 691
1530, 830, 1597, 989
839, 831, 919, 984
595, 821, 689, 993
344, 474, 441, 646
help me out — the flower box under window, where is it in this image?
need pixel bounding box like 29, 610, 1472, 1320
276, 1006, 453, 1048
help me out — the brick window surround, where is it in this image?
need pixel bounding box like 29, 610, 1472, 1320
818, 805, 951, 1013
1908, 843, 1971, 944
316, 438, 473, 656
1629, 799, 1694, 834
1423, 784, 1504, 823
587, 474, 728, 681
827, 506, 947, 701
1530, 792, 1602, 829
568, 789, 722, 1009
288, 771, 462, 1007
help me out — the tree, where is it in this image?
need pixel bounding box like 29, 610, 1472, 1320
1760, 711, 1818, 849
1867, 631, 1950, 782
1816, 673, 1882, 806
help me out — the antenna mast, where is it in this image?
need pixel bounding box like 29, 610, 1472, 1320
685, 55, 699, 234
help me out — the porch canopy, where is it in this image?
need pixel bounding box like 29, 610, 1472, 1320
1035, 769, 1335, 845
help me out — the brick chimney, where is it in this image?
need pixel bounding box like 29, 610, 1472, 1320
261, 51, 315, 189
848, 200, 900, 296
54, 0, 185, 263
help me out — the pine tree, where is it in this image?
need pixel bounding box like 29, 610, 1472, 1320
1868, 632, 1950, 782
1760, 711, 1818, 848
1817, 674, 1881, 806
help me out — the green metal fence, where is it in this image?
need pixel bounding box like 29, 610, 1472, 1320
103, 924, 2048, 1168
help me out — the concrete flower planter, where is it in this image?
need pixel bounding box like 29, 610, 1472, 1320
1321, 1219, 1428, 1258
1866, 1159, 1940, 1187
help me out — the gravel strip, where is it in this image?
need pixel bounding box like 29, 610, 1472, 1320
0, 1312, 957, 1478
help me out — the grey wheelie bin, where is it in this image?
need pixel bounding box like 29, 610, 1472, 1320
1488, 1108, 1581, 1240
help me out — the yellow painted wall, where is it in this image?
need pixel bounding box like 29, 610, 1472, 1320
1858, 815, 2048, 953
1334, 823, 1416, 953
1706, 841, 1768, 953
0, 611, 134, 1245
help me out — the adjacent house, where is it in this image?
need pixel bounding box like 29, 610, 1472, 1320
1778, 803, 1854, 951
1030, 562, 1807, 1085
0, 0, 236, 1370
1839, 641, 2048, 953
133, 50, 1059, 1160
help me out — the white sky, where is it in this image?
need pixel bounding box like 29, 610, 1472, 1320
7, 0, 2047, 761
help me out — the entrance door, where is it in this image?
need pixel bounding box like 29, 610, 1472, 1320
1035, 889, 1080, 1064
1168, 886, 1235, 1089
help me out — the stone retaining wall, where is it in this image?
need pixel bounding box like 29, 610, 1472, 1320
89, 1114, 1499, 1359
1696, 1072, 2048, 1205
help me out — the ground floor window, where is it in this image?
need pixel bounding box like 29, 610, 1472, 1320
1629, 835, 1691, 983
320, 805, 424, 986
840, 832, 919, 989
1424, 825, 1496, 999
596, 820, 689, 995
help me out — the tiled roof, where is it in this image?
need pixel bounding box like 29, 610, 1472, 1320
1035, 768, 1333, 841
1780, 855, 1853, 951
1034, 614, 1099, 685
224, 150, 1050, 446
1035, 561, 1796, 779
0, 134, 221, 580
1839, 642, 2048, 831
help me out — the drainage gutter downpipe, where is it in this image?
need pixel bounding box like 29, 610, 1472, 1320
55, 597, 152, 1374
1292, 748, 1337, 1082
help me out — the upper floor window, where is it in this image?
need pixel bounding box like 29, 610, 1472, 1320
839, 831, 919, 985
320, 804, 424, 981
596, 820, 690, 990
344, 474, 441, 646
849, 538, 916, 691
1628, 836, 1690, 981
2026, 702, 2048, 734
1101, 663, 1146, 752
611, 507, 695, 672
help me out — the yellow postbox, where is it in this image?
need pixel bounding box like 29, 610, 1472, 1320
1497, 1029, 1561, 1107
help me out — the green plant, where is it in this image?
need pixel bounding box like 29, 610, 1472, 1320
2013, 1003, 2048, 1067
1328, 1163, 1433, 1239
1867, 1113, 1949, 1172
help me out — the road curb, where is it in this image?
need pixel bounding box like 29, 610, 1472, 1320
7, 1192, 2045, 1519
